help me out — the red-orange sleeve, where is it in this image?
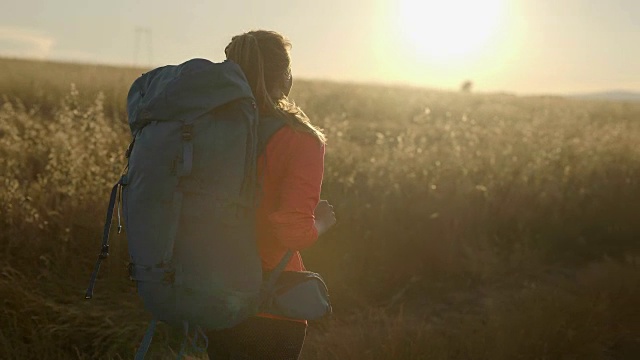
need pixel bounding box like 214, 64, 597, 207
267, 131, 325, 250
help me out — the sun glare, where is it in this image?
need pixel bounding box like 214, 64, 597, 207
397, 0, 504, 63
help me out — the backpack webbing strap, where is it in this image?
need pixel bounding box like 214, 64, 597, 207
268, 250, 294, 287
175, 321, 209, 360
134, 318, 158, 360
128, 264, 173, 283
254, 116, 286, 207
85, 175, 127, 299
178, 120, 196, 177
133, 320, 210, 359
161, 190, 184, 267
260, 249, 294, 306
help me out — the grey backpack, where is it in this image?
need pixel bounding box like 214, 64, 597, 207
85, 59, 288, 359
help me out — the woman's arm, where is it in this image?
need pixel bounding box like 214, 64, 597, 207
267, 130, 327, 250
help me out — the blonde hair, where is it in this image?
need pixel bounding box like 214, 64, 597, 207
225, 30, 325, 144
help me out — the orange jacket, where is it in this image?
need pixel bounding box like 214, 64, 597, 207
256, 125, 325, 272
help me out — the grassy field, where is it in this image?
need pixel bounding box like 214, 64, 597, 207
1, 57, 639, 359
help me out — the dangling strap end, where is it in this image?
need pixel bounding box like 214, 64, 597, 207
84, 258, 102, 299
83, 180, 120, 299
134, 318, 158, 360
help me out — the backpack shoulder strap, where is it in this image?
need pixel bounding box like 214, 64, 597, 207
257, 116, 286, 155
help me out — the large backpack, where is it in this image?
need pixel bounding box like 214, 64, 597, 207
85, 58, 286, 359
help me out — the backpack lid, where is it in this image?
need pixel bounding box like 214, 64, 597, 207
126, 59, 254, 134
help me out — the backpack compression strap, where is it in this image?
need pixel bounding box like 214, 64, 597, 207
85, 174, 128, 299
85, 139, 134, 299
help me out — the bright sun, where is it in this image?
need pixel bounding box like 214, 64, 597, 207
397, 0, 504, 62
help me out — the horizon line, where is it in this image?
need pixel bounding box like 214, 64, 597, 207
2, 54, 639, 98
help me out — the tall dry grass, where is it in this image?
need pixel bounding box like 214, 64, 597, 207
1, 58, 639, 359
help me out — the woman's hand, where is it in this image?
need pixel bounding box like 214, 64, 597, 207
314, 200, 336, 236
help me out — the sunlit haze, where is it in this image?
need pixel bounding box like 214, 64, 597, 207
1, 0, 639, 94
396, 0, 504, 61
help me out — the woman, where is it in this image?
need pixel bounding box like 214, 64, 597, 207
206, 30, 336, 359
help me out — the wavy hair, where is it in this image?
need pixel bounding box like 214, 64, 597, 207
225, 30, 325, 144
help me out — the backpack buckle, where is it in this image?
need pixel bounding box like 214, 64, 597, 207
98, 244, 110, 259
181, 125, 193, 141
127, 262, 135, 281
163, 269, 176, 284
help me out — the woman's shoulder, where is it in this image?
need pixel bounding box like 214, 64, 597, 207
271, 125, 325, 151
263, 126, 325, 168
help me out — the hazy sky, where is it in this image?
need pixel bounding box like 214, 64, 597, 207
1, 0, 639, 94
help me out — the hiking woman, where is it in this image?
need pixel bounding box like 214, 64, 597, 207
205, 30, 336, 359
